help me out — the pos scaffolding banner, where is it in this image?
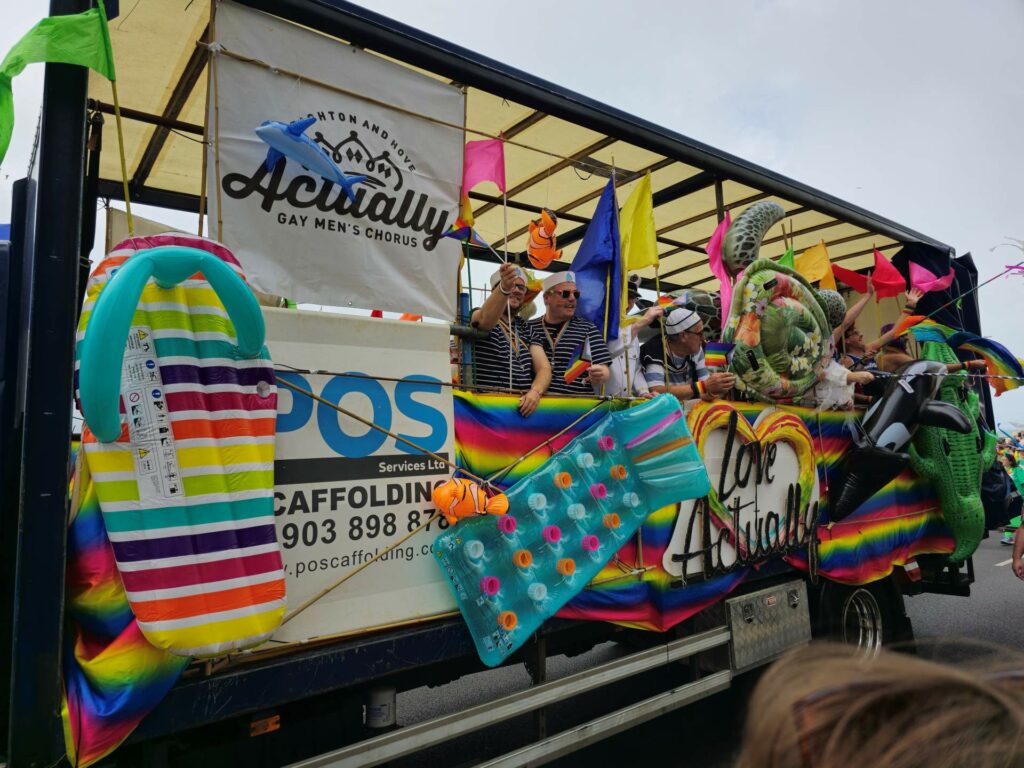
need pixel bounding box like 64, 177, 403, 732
265, 309, 457, 643
208, 1, 464, 321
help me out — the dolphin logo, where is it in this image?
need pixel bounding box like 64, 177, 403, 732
254, 116, 367, 203
828, 359, 972, 522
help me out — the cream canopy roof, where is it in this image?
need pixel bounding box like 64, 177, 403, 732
86, 0, 950, 292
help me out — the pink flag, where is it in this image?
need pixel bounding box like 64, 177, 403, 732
706, 210, 733, 332
462, 139, 506, 194
871, 248, 905, 300
909, 262, 955, 293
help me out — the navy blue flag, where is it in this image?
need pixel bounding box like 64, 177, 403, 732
571, 179, 620, 341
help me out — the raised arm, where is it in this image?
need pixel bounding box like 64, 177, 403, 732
471, 262, 519, 332
832, 277, 875, 343
866, 287, 924, 353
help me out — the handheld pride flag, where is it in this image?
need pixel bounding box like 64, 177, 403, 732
704, 341, 735, 370
563, 340, 592, 384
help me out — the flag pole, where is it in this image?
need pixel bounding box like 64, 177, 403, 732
501, 134, 512, 390
611, 161, 630, 394
109, 79, 133, 237
654, 265, 669, 382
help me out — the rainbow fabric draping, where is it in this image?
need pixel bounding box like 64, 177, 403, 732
453, 391, 611, 489
453, 393, 957, 630
453, 392, 747, 631
785, 408, 955, 583
63, 452, 190, 768
558, 503, 750, 631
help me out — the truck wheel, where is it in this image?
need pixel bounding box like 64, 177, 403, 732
816, 578, 913, 652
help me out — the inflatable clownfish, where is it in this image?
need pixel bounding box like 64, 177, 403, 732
432, 478, 509, 526
527, 208, 562, 270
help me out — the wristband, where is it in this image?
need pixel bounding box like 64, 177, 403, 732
902, 304, 917, 315
695, 380, 707, 398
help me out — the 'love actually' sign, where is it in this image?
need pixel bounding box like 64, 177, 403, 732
663, 402, 820, 580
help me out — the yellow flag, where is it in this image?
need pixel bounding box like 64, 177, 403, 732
619, 172, 658, 319
620, 172, 658, 272
794, 239, 837, 290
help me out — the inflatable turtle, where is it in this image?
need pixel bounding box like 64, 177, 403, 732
722, 201, 786, 278
722, 259, 831, 402
669, 289, 722, 342
816, 288, 848, 331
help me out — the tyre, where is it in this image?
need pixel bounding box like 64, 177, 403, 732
815, 577, 914, 653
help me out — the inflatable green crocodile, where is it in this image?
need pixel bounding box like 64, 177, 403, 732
909, 340, 996, 563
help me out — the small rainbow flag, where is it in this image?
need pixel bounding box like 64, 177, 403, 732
657, 295, 683, 308
704, 341, 734, 369
564, 341, 592, 384
443, 194, 490, 248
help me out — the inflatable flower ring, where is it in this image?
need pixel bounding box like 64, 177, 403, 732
722, 259, 831, 402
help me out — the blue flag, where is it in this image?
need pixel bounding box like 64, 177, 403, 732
571, 179, 620, 341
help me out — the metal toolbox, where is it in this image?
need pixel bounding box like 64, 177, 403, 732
727, 580, 811, 673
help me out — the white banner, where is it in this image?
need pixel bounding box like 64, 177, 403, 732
264, 309, 457, 643
209, 1, 464, 321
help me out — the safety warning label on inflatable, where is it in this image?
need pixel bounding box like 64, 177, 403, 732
121, 325, 183, 501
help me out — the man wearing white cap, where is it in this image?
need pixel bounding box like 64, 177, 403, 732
471, 262, 551, 416
640, 307, 735, 401
527, 271, 612, 395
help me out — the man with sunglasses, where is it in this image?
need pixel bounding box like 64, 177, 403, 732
471, 262, 551, 416
640, 307, 735, 401
527, 272, 611, 395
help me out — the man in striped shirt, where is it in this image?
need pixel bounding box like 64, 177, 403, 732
471, 262, 551, 416
528, 272, 611, 395
641, 307, 735, 401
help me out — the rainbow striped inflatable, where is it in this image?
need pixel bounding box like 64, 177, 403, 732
75, 233, 286, 657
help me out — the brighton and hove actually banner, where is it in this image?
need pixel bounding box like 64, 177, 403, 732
264, 309, 456, 643
209, 1, 464, 320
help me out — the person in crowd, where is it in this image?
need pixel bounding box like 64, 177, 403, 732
471, 262, 551, 416
606, 275, 663, 397
872, 324, 916, 373
805, 363, 875, 410
1001, 452, 1024, 496
640, 307, 734, 401
840, 323, 880, 375
736, 643, 1024, 768
527, 271, 612, 395
1013, 523, 1024, 580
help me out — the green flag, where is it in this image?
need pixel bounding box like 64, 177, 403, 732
0, 1, 115, 166
778, 247, 795, 269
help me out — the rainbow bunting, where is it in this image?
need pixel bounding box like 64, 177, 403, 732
563, 341, 592, 384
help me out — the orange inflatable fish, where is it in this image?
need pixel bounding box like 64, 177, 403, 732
527, 208, 562, 270
432, 478, 509, 526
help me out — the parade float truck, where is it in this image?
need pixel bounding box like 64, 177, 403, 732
1, 2, 1006, 767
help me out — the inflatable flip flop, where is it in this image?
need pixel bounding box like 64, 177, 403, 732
433, 394, 710, 667
76, 233, 286, 657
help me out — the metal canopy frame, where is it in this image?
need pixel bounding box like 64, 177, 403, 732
88, 0, 951, 292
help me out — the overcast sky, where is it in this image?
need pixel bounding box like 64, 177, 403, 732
3, 1, 1024, 423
